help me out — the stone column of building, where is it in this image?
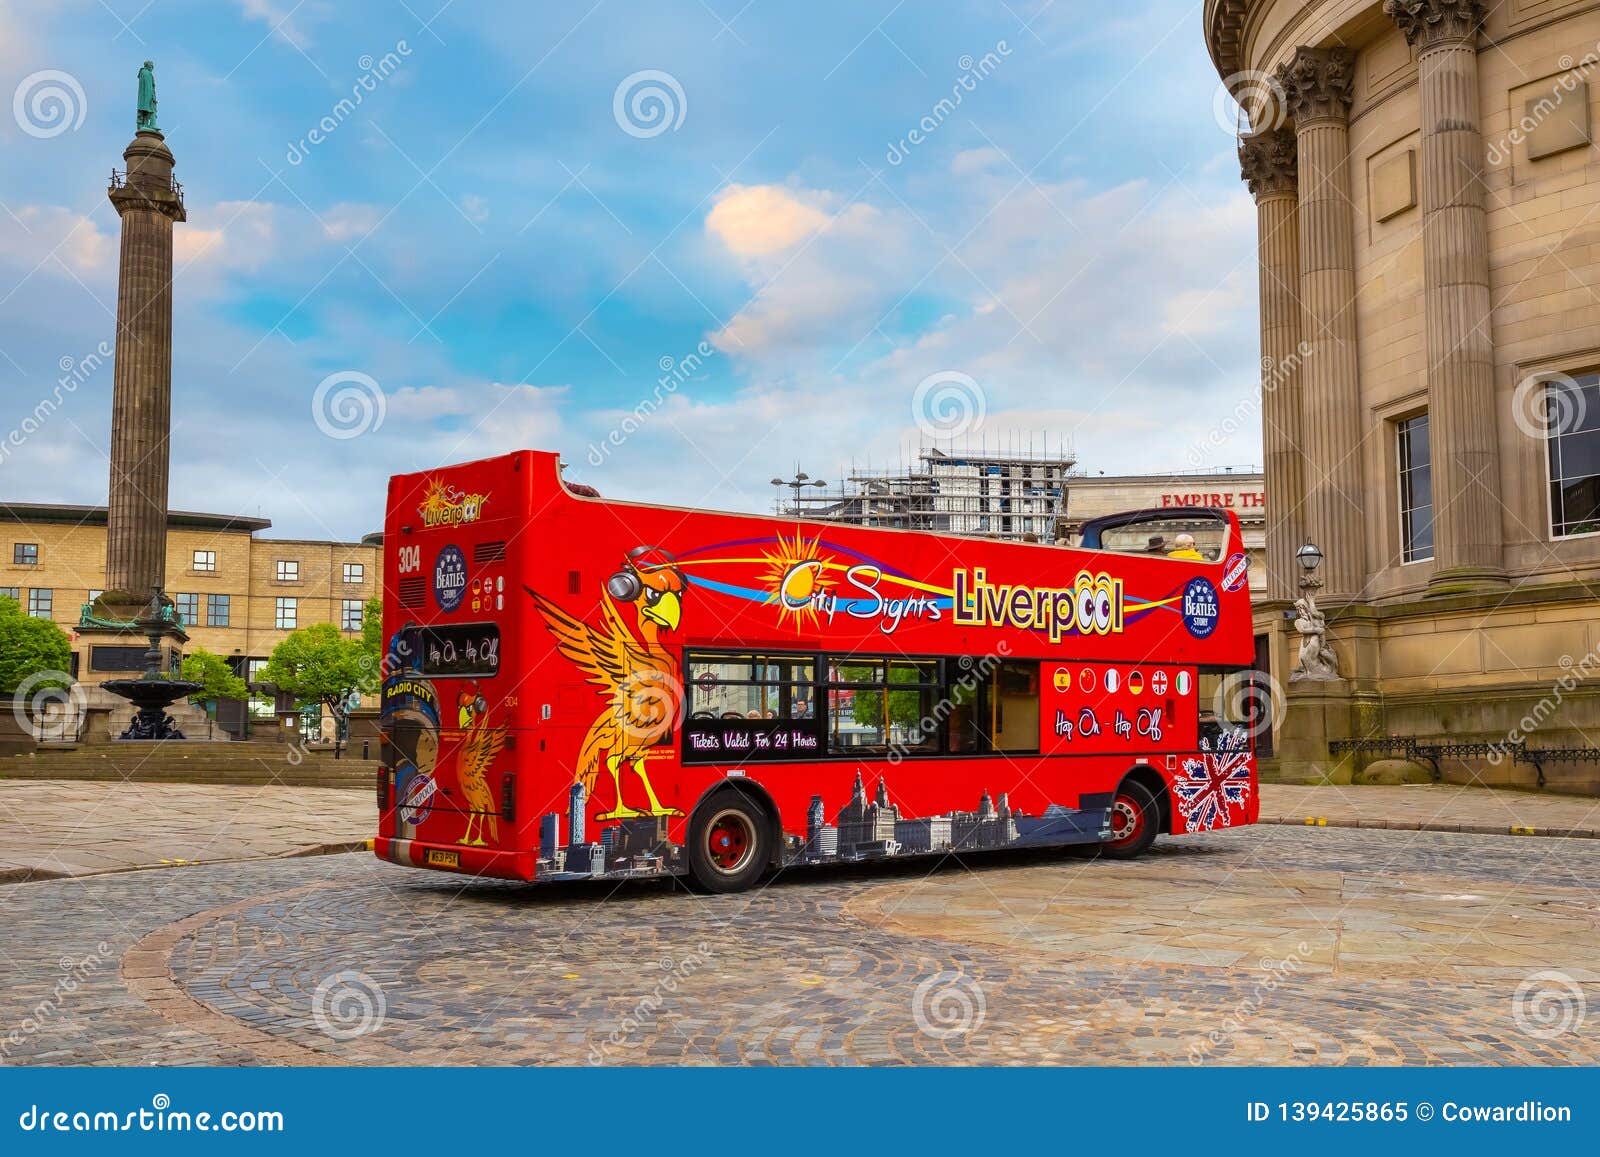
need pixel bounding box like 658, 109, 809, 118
1278, 47, 1365, 601
104, 130, 186, 610
1385, 0, 1506, 591
1240, 127, 1305, 604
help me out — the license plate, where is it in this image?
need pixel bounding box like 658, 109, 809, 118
425, 848, 460, 868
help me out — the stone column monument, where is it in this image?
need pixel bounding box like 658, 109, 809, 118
79, 61, 200, 739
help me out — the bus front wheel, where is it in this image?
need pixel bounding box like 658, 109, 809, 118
1103, 779, 1160, 859
687, 792, 769, 893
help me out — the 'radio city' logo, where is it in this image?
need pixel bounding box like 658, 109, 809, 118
433, 545, 468, 612
1182, 577, 1220, 639
1221, 551, 1249, 593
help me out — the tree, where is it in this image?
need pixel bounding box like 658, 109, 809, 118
0, 594, 72, 697
180, 647, 249, 708
358, 596, 383, 688
259, 623, 368, 755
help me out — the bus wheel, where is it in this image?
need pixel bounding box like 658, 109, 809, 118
1103, 780, 1159, 859
688, 794, 768, 893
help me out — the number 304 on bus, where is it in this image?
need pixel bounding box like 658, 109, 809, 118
374, 450, 1261, 893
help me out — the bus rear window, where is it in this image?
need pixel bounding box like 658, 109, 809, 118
1082, 512, 1229, 561
399, 623, 501, 677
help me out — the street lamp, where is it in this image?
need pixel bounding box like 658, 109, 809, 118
1295, 541, 1324, 590
771, 470, 827, 515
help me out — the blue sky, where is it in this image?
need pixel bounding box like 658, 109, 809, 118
0, 0, 1261, 540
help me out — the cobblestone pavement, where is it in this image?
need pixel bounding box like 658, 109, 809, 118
2, 825, 1596, 1066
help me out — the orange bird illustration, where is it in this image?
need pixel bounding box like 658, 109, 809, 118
453, 686, 507, 847
525, 547, 685, 821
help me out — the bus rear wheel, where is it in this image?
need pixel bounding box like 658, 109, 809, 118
687, 793, 768, 893
1103, 779, 1159, 859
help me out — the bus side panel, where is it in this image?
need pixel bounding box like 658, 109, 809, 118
1158, 742, 1258, 836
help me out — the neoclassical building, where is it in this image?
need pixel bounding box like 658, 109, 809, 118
1206, 0, 1600, 792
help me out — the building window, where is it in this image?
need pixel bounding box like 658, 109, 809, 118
341, 599, 364, 632
13, 543, 38, 565
0, 587, 19, 603
28, 589, 52, 618
276, 560, 299, 582
275, 597, 297, 629
343, 562, 364, 584
193, 550, 216, 572
174, 592, 199, 626
207, 593, 230, 627
1397, 413, 1434, 563
1547, 373, 1600, 537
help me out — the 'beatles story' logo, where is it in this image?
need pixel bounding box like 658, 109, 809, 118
418, 478, 489, 528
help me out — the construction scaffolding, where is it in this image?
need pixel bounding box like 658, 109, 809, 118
780, 439, 1078, 542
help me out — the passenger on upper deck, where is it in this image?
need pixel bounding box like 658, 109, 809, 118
1166, 533, 1204, 561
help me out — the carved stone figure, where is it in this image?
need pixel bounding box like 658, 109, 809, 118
1291, 595, 1340, 681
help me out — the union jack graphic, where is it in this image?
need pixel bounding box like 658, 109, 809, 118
1174, 730, 1253, 832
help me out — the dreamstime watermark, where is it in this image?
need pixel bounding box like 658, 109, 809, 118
1487, 642, 1600, 766
888, 644, 1011, 764
1510, 370, 1586, 441
0, 340, 111, 468
310, 969, 387, 1040
1188, 942, 1314, 1064
911, 370, 986, 440
12, 69, 87, 139
1486, 49, 1600, 167
1512, 970, 1586, 1040
1186, 341, 1311, 467
9, 670, 86, 743
1213, 670, 1284, 743
912, 967, 986, 1040
1212, 69, 1287, 137
886, 41, 1012, 165
612, 70, 686, 139
285, 41, 413, 165
587, 340, 714, 466
311, 370, 386, 439
1, 943, 113, 1059
588, 942, 716, 1062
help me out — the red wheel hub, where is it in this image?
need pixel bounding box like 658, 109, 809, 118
1109, 792, 1144, 846
707, 815, 752, 871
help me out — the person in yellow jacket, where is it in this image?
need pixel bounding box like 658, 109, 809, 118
1167, 532, 1204, 561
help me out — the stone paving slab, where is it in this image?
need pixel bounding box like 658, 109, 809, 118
1, 826, 1596, 1066
1, 780, 1597, 885
1260, 783, 1600, 839
0, 780, 371, 882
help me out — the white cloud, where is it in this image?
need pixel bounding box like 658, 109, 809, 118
705, 184, 830, 260
0, 205, 112, 275
174, 200, 277, 271
320, 202, 382, 242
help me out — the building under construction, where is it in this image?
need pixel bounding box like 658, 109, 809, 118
781, 444, 1076, 542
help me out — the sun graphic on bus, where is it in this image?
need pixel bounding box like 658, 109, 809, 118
759, 532, 834, 628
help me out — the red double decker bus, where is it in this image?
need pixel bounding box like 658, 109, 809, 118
375, 450, 1259, 892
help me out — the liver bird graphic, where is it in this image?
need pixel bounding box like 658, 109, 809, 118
452, 685, 507, 846
524, 547, 685, 821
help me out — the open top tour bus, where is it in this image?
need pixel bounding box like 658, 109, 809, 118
375, 450, 1260, 892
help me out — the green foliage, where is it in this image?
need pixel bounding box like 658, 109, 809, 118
848, 663, 931, 732
259, 623, 367, 716
181, 647, 249, 704
0, 594, 72, 696
358, 596, 383, 689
